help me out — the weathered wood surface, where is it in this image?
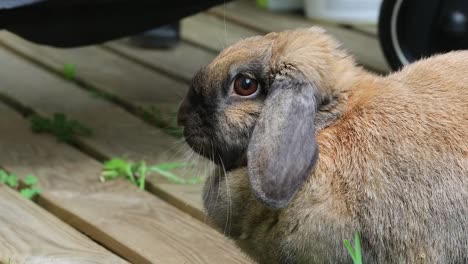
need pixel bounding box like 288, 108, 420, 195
104, 40, 216, 83
0, 183, 126, 264
0, 47, 251, 263
208, 0, 389, 72
0, 33, 186, 106
0, 32, 208, 217
182, 13, 260, 53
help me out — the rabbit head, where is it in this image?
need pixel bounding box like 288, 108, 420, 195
177, 27, 358, 209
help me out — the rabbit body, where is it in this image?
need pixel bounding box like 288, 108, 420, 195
179, 28, 468, 264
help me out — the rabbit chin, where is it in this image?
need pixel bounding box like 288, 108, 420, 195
184, 133, 247, 171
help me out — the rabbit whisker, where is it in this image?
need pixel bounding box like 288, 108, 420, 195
218, 151, 232, 238
203, 140, 217, 224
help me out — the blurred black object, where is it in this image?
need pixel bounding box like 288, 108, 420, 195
130, 23, 181, 49
379, 0, 468, 70
0, 0, 227, 47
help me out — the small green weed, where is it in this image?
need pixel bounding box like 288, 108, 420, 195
100, 158, 202, 189
0, 170, 41, 200
30, 113, 92, 143
344, 231, 363, 264
63, 63, 76, 80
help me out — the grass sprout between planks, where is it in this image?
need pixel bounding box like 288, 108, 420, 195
63, 63, 76, 80
100, 158, 202, 190
29, 114, 198, 189
0, 170, 41, 199
61, 63, 184, 138
30, 113, 92, 143
49, 67, 196, 188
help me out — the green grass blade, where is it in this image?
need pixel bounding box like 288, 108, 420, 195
0, 170, 9, 183
152, 167, 190, 184
354, 231, 362, 264
344, 239, 356, 262
20, 188, 35, 199
64, 63, 76, 79
344, 232, 363, 264
23, 174, 38, 186
137, 161, 147, 190
20, 187, 41, 199
103, 158, 128, 170
6, 174, 19, 188
125, 165, 137, 185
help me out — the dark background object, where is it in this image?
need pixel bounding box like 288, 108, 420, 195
131, 23, 181, 49
379, 0, 468, 70
0, 0, 227, 47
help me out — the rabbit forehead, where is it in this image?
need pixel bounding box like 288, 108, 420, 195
205, 35, 275, 78
206, 28, 339, 74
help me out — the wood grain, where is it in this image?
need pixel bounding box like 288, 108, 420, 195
0, 184, 126, 264
0, 48, 252, 263
0, 32, 186, 106
207, 0, 389, 72
0, 32, 209, 217
182, 13, 260, 53
104, 40, 216, 83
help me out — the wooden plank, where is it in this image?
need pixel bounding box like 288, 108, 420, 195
181, 13, 260, 52
207, 0, 389, 72
0, 185, 126, 264
0, 33, 186, 106
0, 49, 251, 263
104, 40, 216, 83
0, 32, 207, 218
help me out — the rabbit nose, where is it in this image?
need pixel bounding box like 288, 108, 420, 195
177, 98, 191, 127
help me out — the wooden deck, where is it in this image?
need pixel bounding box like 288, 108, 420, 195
0, 1, 387, 263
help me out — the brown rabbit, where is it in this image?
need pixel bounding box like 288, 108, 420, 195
177, 27, 468, 264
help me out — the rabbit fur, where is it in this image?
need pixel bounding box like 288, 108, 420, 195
177, 27, 468, 264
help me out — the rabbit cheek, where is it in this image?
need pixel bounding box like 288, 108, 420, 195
213, 103, 262, 169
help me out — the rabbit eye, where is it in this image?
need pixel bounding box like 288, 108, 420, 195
233, 75, 259, 97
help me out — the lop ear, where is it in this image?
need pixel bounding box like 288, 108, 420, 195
247, 75, 320, 209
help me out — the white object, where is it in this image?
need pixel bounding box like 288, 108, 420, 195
305, 0, 381, 24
